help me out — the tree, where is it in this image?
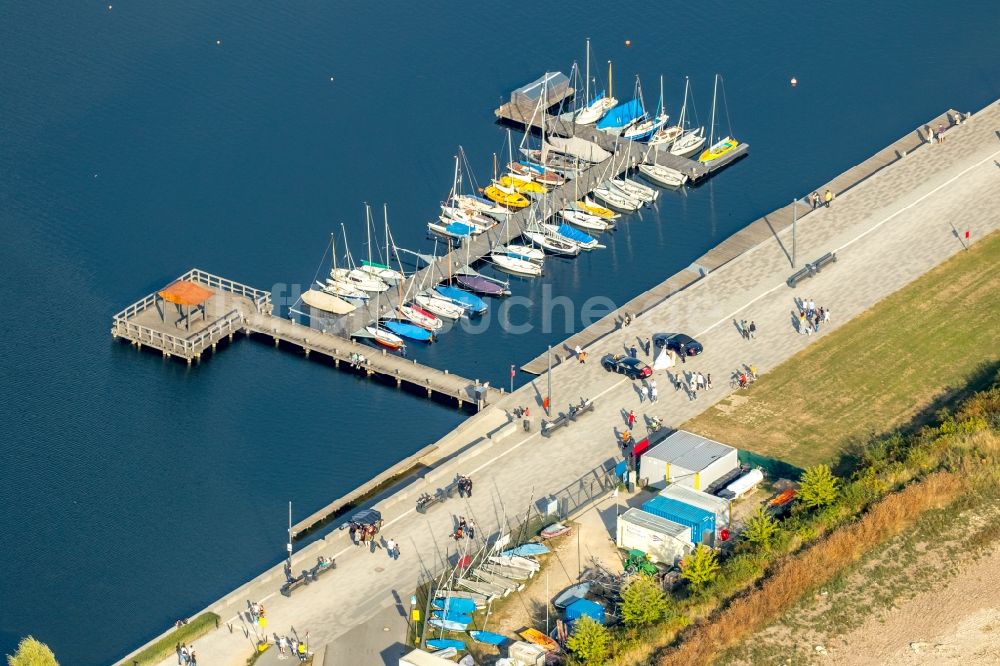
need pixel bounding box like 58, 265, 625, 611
798, 464, 840, 510
565, 615, 611, 665
621, 574, 670, 628
680, 544, 720, 590
7, 637, 58, 666
742, 506, 779, 548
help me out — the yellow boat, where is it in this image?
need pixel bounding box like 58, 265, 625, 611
698, 136, 739, 162
483, 184, 531, 209
499, 175, 548, 195
577, 199, 619, 220
519, 627, 559, 652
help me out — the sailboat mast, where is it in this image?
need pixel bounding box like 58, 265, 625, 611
451, 152, 460, 201
365, 203, 373, 269
659, 74, 665, 117
709, 74, 718, 147
330, 232, 338, 272
608, 60, 613, 99
585, 38, 590, 105
678, 77, 689, 129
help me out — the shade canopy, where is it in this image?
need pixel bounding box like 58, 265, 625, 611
158, 280, 214, 306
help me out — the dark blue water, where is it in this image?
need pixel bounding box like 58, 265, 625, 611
2, 2, 997, 663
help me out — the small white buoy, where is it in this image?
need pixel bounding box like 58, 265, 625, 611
790, 77, 798, 88
624, 39, 631, 47
107, 4, 113, 10
329, 76, 334, 81
216, 39, 221, 46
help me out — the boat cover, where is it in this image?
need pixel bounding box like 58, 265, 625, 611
557, 223, 595, 245
456, 274, 506, 296
544, 136, 611, 163
384, 321, 432, 341
565, 598, 605, 625
445, 222, 472, 237
300, 289, 355, 315
596, 98, 644, 130
426, 638, 466, 652
435, 285, 487, 313
433, 597, 477, 614
501, 543, 550, 557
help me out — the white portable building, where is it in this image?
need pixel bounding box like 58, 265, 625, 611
661, 483, 732, 526
400, 649, 458, 666
639, 430, 739, 491
616, 508, 692, 565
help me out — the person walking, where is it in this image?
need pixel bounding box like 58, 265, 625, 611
808, 298, 816, 315
466, 518, 476, 540
629, 345, 638, 359
644, 337, 652, 356
650, 379, 658, 403
749, 321, 756, 339
178, 644, 188, 665
824, 307, 831, 322
278, 636, 288, 656
465, 477, 473, 497
639, 383, 649, 403
740, 319, 749, 340
798, 311, 806, 334
824, 189, 833, 207
679, 344, 687, 363
188, 646, 197, 666
706, 373, 713, 389
385, 538, 398, 560
627, 409, 637, 429
698, 371, 706, 390
575, 345, 586, 363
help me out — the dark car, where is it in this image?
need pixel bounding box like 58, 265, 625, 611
601, 354, 652, 379
652, 332, 704, 356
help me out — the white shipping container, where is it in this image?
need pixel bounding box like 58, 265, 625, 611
400, 649, 458, 666
661, 483, 732, 526
616, 508, 692, 565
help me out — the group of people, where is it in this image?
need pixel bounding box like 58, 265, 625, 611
175, 643, 197, 665
809, 189, 834, 208
736, 319, 757, 341
348, 351, 368, 368
736, 365, 758, 389
456, 475, 474, 498
452, 516, 476, 540
247, 600, 267, 627
795, 298, 830, 335
637, 378, 659, 404
275, 633, 310, 661
348, 520, 382, 546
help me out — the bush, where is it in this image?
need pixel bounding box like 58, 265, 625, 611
742, 507, 778, 549
566, 616, 611, 665
621, 575, 670, 628
119, 613, 220, 666
7, 637, 58, 666
680, 545, 719, 590
798, 464, 839, 509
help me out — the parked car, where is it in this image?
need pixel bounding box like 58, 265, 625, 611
601, 354, 652, 379
652, 332, 703, 356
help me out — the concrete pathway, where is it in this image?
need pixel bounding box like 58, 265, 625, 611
135, 100, 1000, 666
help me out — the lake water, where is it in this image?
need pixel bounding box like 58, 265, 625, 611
1, 1, 997, 663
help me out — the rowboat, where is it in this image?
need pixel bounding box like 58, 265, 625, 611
519, 628, 560, 652
365, 325, 405, 350
483, 183, 531, 209
559, 208, 610, 233
300, 289, 356, 315
331, 267, 389, 293
398, 303, 443, 331
540, 523, 571, 539
415, 293, 465, 320
638, 163, 688, 188
490, 253, 542, 277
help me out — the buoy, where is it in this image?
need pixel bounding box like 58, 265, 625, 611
107, 4, 113, 10
216, 39, 221, 46
790, 77, 798, 87
624, 39, 631, 47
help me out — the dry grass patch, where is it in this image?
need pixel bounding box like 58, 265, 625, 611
685, 230, 1000, 468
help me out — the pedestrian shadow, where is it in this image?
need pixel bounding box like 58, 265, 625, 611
619, 408, 630, 427
790, 310, 801, 332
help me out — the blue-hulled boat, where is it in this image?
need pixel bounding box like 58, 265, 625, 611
383, 320, 434, 342
433, 597, 477, 614
469, 630, 507, 645
435, 285, 488, 315
431, 610, 473, 625
426, 638, 466, 652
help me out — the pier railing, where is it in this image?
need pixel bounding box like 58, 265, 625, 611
183, 268, 272, 312
113, 308, 244, 358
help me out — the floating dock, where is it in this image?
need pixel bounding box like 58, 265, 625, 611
111, 269, 496, 409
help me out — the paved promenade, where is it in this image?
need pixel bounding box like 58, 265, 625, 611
132, 99, 1000, 666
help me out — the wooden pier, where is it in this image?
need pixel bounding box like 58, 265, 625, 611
111, 269, 497, 410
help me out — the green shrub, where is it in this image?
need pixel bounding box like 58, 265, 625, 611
798, 464, 839, 509
7, 637, 58, 666
566, 616, 611, 665
119, 613, 220, 666
622, 575, 670, 628
681, 545, 720, 590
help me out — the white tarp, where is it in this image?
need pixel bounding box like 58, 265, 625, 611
544, 136, 612, 163
653, 348, 674, 370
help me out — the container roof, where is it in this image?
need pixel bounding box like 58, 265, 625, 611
643, 430, 735, 471
643, 496, 715, 523
513, 71, 570, 101
620, 507, 691, 537
662, 484, 731, 512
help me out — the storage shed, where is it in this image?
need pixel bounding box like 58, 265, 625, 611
616, 508, 692, 565
510, 71, 572, 109
642, 496, 717, 545
661, 483, 732, 527
638, 430, 738, 491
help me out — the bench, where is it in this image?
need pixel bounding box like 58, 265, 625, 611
280, 574, 309, 597
786, 251, 837, 288
540, 413, 570, 438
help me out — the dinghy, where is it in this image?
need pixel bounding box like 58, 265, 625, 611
519, 628, 560, 653
469, 631, 507, 645
431, 610, 473, 625
483, 183, 531, 209
487, 555, 540, 572
432, 597, 478, 614
301, 289, 356, 315
477, 563, 532, 580
500, 543, 550, 557
434, 590, 488, 606
540, 523, 572, 539
553, 582, 592, 609
429, 618, 471, 632
426, 638, 466, 652
473, 570, 523, 592
456, 577, 506, 598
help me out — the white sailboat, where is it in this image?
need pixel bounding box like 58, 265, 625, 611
669, 76, 706, 158
622, 76, 668, 142
414, 292, 464, 320
607, 177, 657, 203
648, 75, 683, 147
318, 278, 368, 302
358, 204, 405, 284
541, 223, 601, 251
490, 253, 543, 277
559, 208, 610, 232
331, 223, 389, 293
591, 184, 641, 212
503, 243, 546, 264
576, 53, 618, 125
638, 163, 688, 188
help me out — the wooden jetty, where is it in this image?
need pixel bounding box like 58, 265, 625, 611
111, 269, 497, 409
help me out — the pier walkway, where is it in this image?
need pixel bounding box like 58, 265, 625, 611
125, 98, 1000, 666
111, 269, 497, 409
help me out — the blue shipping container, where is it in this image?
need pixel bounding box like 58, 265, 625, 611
641, 496, 716, 544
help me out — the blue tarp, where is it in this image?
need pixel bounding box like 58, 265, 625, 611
500, 543, 550, 557
565, 598, 605, 625
433, 597, 477, 614
383, 320, 432, 341
557, 223, 595, 245
427, 638, 466, 651
435, 285, 487, 314
445, 222, 472, 237
470, 630, 507, 645
596, 98, 643, 130
614, 459, 628, 479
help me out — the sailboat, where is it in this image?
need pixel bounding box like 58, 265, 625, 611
577, 197, 620, 220
503, 243, 546, 264
365, 322, 405, 350
483, 181, 531, 209
575, 46, 618, 125
358, 205, 405, 284
648, 75, 683, 147
622, 76, 668, 142
490, 252, 543, 277
638, 163, 688, 188
331, 224, 390, 293
542, 223, 602, 250
669, 76, 706, 158
435, 284, 488, 315
415, 292, 464, 320
523, 220, 580, 256
591, 184, 641, 212
498, 174, 548, 197
318, 277, 368, 302
698, 74, 739, 162
559, 207, 610, 232
595, 72, 645, 136
383, 319, 434, 342
607, 176, 657, 203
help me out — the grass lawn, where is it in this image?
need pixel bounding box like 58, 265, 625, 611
683, 230, 1000, 470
